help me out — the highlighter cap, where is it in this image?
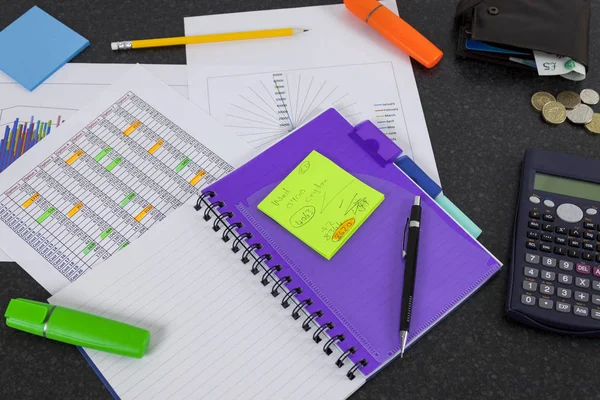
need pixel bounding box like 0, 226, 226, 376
4, 298, 53, 337
344, 0, 381, 21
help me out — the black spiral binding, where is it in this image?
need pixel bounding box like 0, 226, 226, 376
195, 190, 367, 380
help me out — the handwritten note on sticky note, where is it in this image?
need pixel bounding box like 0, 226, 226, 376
258, 150, 384, 259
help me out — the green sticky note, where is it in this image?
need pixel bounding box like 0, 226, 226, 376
258, 150, 384, 260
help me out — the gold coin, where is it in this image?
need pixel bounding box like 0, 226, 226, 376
531, 92, 556, 112
556, 91, 581, 109
584, 113, 600, 134
542, 101, 567, 124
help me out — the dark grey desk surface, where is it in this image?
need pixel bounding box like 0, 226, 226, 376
1, 0, 599, 399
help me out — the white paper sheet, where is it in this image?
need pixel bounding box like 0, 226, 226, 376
50, 206, 365, 400
0, 64, 188, 262
184, 1, 439, 184
0, 65, 254, 293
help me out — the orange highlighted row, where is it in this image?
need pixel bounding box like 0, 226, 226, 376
67, 202, 84, 218
135, 205, 153, 222
123, 120, 142, 136
22, 193, 40, 209
148, 139, 164, 155
189, 170, 206, 186
66, 149, 84, 165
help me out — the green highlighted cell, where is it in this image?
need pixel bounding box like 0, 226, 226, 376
106, 157, 122, 172
83, 242, 96, 256
120, 192, 136, 207
36, 207, 56, 224
175, 157, 191, 172
118, 241, 130, 251
100, 227, 114, 240
94, 147, 112, 162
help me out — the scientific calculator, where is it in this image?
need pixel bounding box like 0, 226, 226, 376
506, 149, 600, 336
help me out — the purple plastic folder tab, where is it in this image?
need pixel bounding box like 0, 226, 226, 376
204, 109, 502, 377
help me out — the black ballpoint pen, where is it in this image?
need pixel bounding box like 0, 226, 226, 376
400, 195, 422, 358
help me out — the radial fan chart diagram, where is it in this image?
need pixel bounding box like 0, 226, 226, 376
223, 72, 361, 150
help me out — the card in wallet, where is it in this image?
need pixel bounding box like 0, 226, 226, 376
455, 0, 591, 70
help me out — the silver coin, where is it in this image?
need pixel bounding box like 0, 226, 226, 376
566, 104, 594, 124
580, 89, 600, 105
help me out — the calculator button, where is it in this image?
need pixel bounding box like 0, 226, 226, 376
529, 211, 541, 219
529, 196, 541, 204
541, 270, 556, 281
557, 288, 572, 298
568, 249, 579, 258
541, 257, 556, 267
594, 267, 600, 278
540, 244, 552, 253
575, 291, 589, 302
525, 254, 540, 264
556, 203, 583, 223
584, 222, 595, 230
559, 260, 573, 270
575, 277, 590, 288
556, 302, 571, 313
554, 247, 566, 256
540, 284, 555, 295
538, 298, 553, 309
593, 295, 600, 305
594, 281, 600, 291
576, 264, 591, 275
583, 242, 594, 251
544, 200, 555, 208
597, 244, 600, 252
543, 214, 554, 222
555, 226, 567, 234
573, 306, 589, 317
582, 252, 594, 261
541, 233, 553, 242
592, 310, 600, 320
568, 239, 581, 248
555, 236, 567, 245
526, 241, 537, 250
586, 208, 598, 216
542, 223, 554, 232
527, 231, 540, 240
528, 221, 540, 229
583, 231, 595, 240
597, 233, 600, 241
523, 280, 537, 291
558, 274, 573, 285
521, 294, 536, 306
524, 267, 539, 278
569, 229, 581, 238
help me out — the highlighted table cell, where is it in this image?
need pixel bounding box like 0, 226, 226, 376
190, 170, 207, 186
36, 207, 56, 224
135, 205, 153, 222
83, 242, 96, 256
22, 193, 40, 208
94, 147, 112, 162
66, 149, 84, 165
120, 192, 136, 207
106, 157, 122, 172
67, 202, 83, 218
118, 241, 130, 251
175, 157, 190, 172
148, 139, 164, 155
100, 227, 113, 240
123, 120, 142, 136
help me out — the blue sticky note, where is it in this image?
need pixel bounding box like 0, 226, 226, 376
0, 6, 89, 91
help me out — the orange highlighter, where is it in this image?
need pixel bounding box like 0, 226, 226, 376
344, 0, 443, 68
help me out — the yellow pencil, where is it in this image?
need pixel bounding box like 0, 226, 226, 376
111, 28, 308, 51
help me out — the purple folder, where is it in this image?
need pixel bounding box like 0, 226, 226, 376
202, 109, 502, 377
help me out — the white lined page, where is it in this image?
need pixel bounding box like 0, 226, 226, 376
50, 206, 365, 399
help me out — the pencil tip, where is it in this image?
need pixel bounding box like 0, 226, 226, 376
303, 29, 309, 32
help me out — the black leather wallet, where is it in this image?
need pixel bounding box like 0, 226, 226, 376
455, 0, 591, 70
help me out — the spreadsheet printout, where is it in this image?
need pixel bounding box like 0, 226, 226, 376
0, 65, 254, 294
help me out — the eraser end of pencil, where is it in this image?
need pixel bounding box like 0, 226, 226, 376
110, 42, 118, 51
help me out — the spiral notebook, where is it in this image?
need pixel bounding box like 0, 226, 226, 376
49, 109, 501, 399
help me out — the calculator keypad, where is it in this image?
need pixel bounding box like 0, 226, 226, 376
522, 202, 600, 323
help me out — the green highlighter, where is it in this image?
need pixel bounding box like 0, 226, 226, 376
4, 298, 150, 358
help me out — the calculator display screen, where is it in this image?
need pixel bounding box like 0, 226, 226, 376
534, 172, 600, 202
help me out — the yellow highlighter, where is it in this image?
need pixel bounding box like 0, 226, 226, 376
111, 28, 308, 51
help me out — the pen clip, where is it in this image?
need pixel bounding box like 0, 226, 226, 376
402, 217, 409, 259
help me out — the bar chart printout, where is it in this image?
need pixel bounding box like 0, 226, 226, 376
0, 116, 57, 172
0, 91, 234, 285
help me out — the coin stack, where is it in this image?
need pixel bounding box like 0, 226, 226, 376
531, 89, 600, 134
